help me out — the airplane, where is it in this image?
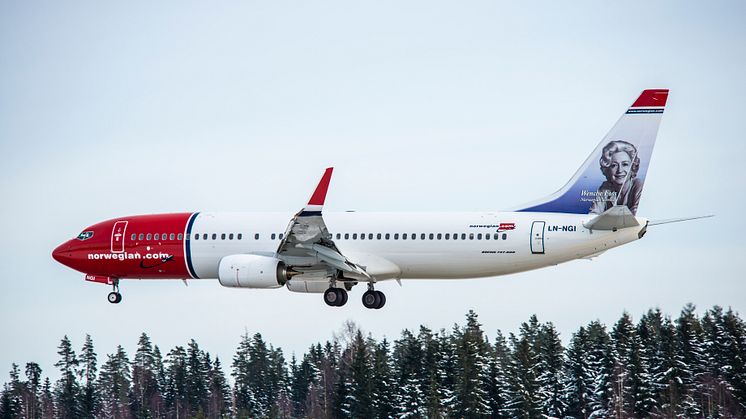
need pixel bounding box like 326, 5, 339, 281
52, 89, 710, 308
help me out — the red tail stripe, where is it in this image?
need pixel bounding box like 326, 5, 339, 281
308, 167, 333, 206
631, 89, 669, 108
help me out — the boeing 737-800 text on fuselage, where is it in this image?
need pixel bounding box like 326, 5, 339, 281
53, 89, 706, 308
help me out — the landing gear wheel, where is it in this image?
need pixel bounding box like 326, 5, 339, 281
362, 290, 381, 309
324, 288, 348, 307
374, 291, 386, 309
339, 289, 348, 306
108, 292, 122, 304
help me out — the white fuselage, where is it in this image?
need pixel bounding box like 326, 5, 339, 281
187, 211, 645, 281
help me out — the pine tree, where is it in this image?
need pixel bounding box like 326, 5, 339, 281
39, 378, 55, 419
585, 321, 613, 418
675, 303, 706, 417
0, 365, 23, 419
185, 340, 209, 417
505, 315, 545, 418
206, 356, 231, 419
132, 333, 162, 419
54, 335, 80, 419
164, 345, 188, 418
370, 338, 396, 419
24, 362, 42, 419
393, 329, 426, 418
561, 326, 591, 418
535, 322, 566, 417
78, 334, 98, 419
453, 311, 491, 418
232, 334, 256, 418
345, 331, 374, 418
98, 345, 132, 419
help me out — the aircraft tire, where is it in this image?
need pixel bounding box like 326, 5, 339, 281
324, 288, 342, 307
108, 292, 121, 304
338, 288, 348, 306
375, 291, 386, 309
362, 290, 380, 309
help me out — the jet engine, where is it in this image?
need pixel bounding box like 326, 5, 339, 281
218, 254, 292, 289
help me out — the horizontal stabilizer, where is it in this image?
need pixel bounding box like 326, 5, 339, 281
648, 215, 714, 226
583, 205, 639, 231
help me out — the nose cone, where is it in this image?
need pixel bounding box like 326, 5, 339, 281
52, 241, 73, 266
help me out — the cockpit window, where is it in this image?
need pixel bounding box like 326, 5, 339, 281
77, 231, 94, 241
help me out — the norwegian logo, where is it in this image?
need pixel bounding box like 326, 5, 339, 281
498, 223, 516, 232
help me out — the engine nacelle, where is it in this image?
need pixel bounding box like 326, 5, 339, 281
218, 255, 290, 289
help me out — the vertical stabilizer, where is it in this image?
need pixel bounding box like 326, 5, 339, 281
517, 89, 668, 215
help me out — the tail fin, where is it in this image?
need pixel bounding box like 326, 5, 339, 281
517, 89, 668, 215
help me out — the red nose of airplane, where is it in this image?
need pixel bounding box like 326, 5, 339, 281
52, 241, 74, 266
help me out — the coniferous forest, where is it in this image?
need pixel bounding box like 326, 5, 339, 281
1, 305, 745, 419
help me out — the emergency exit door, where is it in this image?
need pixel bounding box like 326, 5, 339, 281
530, 221, 545, 254
111, 221, 128, 253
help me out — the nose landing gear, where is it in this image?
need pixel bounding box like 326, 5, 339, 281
107, 279, 122, 304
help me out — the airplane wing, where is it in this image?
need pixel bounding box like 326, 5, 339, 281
275, 168, 372, 280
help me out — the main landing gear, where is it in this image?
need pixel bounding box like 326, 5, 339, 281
324, 279, 386, 309
362, 284, 386, 309
107, 279, 122, 304
324, 287, 348, 307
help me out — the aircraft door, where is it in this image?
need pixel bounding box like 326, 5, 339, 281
530, 221, 545, 254
111, 221, 128, 253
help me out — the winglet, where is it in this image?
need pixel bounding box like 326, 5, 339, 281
304, 167, 333, 213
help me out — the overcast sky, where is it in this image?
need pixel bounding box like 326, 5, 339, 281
1, 1, 745, 381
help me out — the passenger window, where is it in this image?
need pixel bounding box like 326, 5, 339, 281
229, 233, 234, 240
279, 233, 284, 239
194, 234, 199, 240
367, 233, 372, 240
377, 233, 382, 240
154, 233, 160, 240
211, 234, 216, 240
485, 233, 490, 240
203, 234, 207, 240
429, 233, 434, 240
353, 234, 358, 240
477, 233, 483, 239
345, 233, 350, 240
131, 233, 136, 240
394, 233, 399, 240
146, 233, 152, 240
336, 233, 341, 240
219, 233, 224, 240
453, 233, 458, 240
385, 233, 390, 240
469, 233, 474, 240
503, 233, 507, 240
254, 233, 259, 240
461, 233, 466, 240
186, 234, 190, 240
177, 233, 183, 240
162, 233, 167, 240
494, 233, 499, 240
445, 233, 450, 240
271, 233, 276, 240
437, 233, 442, 240
403, 233, 407, 240
411, 234, 416, 240
361, 234, 365, 240
238, 233, 242, 240
421, 233, 426, 240
138, 233, 144, 240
